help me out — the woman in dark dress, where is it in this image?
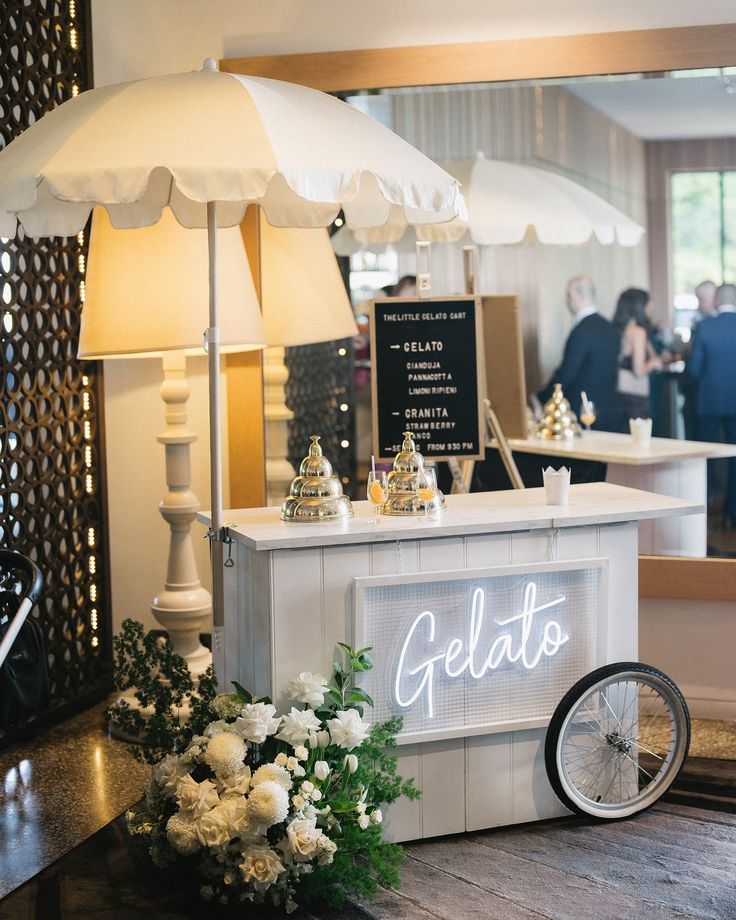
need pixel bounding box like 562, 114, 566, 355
612, 288, 663, 431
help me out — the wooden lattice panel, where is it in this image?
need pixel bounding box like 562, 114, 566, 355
1, 0, 108, 724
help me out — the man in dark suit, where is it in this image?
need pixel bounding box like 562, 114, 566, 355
537, 275, 620, 432
688, 282, 736, 526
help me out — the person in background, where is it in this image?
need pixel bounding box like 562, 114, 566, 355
694, 279, 718, 326
394, 274, 417, 297
537, 275, 620, 431
612, 287, 664, 429
681, 280, 718, 439
688, 282, 736, 528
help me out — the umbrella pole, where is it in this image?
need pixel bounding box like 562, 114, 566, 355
206, 201, 226, 658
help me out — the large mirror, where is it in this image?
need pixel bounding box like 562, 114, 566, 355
223, 24, 736, 596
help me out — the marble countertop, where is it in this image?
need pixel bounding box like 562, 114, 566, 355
500, 430, 736, 465
198, 482, 701, 552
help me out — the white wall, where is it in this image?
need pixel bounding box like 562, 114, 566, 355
90, 1, 734, 635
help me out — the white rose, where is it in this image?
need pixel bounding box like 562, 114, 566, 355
294, 745, 309, 761
247, 780, 289, 828
166, 812, 201, 855
217, 767, 251, 799
239, 844, 285, 891
196, 803, 235, 849
251, 762, 292, 791
235, 702, 281, 744
176, 775, 219, 817
358, 814, 370, 830
301, 780, 315, 795
292, 764, 306, 778
154, 754, 189, 800
286, 671, 330, 708
276, 707, 323, 746
344, 754, 358, 774
221, 796, 250, 835
371, 808, 383, 824
292, 794, 306, 810
328, 710, 370, 750
311, 789, 323, 802
204, 732, 247, 777
275, 753, 288, 766
286, 817, 323, 860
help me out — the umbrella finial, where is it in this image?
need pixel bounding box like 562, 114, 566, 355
202, 58, 218, 72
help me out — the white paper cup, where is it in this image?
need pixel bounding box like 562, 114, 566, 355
629, 417, 652, 449
543, 466, 570, 505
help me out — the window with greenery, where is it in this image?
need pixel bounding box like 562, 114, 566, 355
671, 170, 736, 321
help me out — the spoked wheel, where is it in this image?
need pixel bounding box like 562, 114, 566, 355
545, 662, 690, 820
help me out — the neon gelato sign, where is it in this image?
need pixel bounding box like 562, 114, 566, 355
394, 582, 570, 718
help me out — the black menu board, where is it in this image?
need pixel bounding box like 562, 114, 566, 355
370, 296, 484, 461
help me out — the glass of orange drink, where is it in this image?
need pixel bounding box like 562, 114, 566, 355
367, 470, 388, 520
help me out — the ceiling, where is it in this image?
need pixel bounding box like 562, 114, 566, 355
566, 73, 736, 140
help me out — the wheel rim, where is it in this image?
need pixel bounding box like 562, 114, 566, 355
556, 672, 688, 818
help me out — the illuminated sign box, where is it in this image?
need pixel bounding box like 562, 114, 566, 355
354, 560, 607, 745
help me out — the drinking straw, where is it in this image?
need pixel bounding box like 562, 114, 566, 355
371, 454, 376, 477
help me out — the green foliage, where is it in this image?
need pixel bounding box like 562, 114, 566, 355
106, 618, 217, 764
298, 821, 405, 908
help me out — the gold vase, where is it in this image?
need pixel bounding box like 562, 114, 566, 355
280, 435, 354, 521
381, 431, 446, 516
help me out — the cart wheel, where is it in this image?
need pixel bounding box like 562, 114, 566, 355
545, 662, 690, 820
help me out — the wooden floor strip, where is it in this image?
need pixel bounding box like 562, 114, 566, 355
404, 835, 693, 920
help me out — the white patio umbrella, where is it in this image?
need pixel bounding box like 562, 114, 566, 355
0, 59, 465, 640
332, 150, 644, 254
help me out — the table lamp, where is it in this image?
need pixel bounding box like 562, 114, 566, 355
79, 207, 266, 676
80, 208, 357, 676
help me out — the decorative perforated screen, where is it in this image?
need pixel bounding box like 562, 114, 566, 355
285, 338, 356, 497
0, 0, 109, 731
355, 560, 606, 744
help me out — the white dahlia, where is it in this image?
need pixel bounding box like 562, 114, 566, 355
204, 732, 246, 777
251, 762, 293, 791
166, 812, 201, 855
247, 780, 290, 828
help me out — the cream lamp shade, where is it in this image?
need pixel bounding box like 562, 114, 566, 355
79, 207, 267, 359
259, 219, 358, 346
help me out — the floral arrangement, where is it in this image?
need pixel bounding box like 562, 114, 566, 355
123, 629, 419, 913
